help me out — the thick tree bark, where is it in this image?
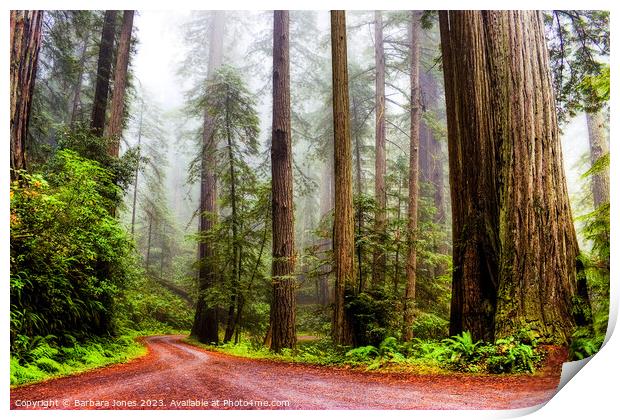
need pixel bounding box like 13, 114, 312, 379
330, 11, 356, 346
191, 11, 224, 344
440, 11, 587, 344
90, 10, 117, 137
585, 110, 610, 208
106, 10, 135, 155
10, 10, 43, 178
269, 10, 297, 352
403, 11, 422, 342
372, 11, 387, 288
352, 99, 365, 293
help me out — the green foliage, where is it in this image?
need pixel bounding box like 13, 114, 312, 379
545, 10, 610, 120
442, 331, 482, 364
411, 313, 449, 339
345, 345, 379, 361
10, 150, 140, 342
347, 289, 400, 346
569, 327, 604, 360
10, 334, 146, 386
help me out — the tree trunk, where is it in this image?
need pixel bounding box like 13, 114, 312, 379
106, 10, 135, 155
353, 100, 365, 293
10, 10, 43, 178
372, 11, 387, 288
270, 10, 297, 352
69, 35, 89, 126
130, 105, 144, 239
90, 10, 117, 137
439, 11, 588, 344
191, 10, 224, 344
403, 11, 422, 342
223, 92, 239, 344
585, 110, 609, 208
318, 159, 333, 306
330, 11, 356, 346
145, 213, 153, 274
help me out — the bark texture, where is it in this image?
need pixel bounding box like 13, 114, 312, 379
330, 11, 356, 346
372, 11, 387, 288
191, 10, 224, 344
10, 10, 43, 178
585, 110, 609, 208
106, 10, 135, 155
440, 11, 586, 344
90, 10, 117, 136
270, 10, 297, 352
403, 11, 422, 341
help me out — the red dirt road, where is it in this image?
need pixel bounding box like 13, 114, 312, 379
10, 335, 564, 410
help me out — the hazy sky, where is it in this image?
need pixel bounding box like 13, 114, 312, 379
129, 10, 594, 217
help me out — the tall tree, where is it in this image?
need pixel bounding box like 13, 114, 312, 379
403, 11, 422, 341
585, 110, 609, 209
269, 11, 297, 352
10, 10, 43, 178
106, 10, 135, 155
439, 10, 589, 343
191, 10, 225, 344
372, 10, 387, 288
90, 10, 117, 136
330, 10, 356, 346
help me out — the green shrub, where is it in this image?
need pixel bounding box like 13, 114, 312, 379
346, 289, 400, 346
411, 313, 449, 339
10, 151, 140, 342
345, 345, 379, 361
35, 356, 62, 373
442, 331, 482, 364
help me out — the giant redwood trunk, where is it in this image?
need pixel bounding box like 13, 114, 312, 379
270, 10, 297, 352
586, 110, 610, 208
372, 10, 387, 288
403, 11, 422, 342
440, 11, 586, 344
90, 10, 117, 137
106, 10, 135, 155
191, 10, 224, 344
330, 11, 356, 346
10, 10, 43, 179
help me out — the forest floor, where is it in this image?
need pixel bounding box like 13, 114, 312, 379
10, 335, 565, 410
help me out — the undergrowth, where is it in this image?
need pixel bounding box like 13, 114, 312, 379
10, 332, 147, 387
185, 330, 544, 375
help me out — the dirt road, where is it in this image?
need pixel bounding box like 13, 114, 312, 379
10, 335, 563, 410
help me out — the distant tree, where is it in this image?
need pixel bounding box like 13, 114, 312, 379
330, 10, 356, 346
372, 10, 387, 288
90, 10, 116, 136
403, 11, 422, 341
191, 10, 225, 345
10, 10, 43, 178
269, 11, 297, 352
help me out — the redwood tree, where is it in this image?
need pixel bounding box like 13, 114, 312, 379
586, 110, 609, 208
330, 10, 356, 345
439, 10, 588, 344
106, 10, 135, 155
403, 11, 422, 341
191, 10, 225, 344
270, 10, 297, 352
372, 10, 387, 288
90, 10, 117, 136
10, 10, 43, 178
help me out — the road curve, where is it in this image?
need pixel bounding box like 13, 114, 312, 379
10, 335, 563, 410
